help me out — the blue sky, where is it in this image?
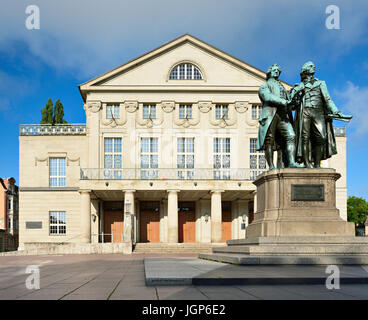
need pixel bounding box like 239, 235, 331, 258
0, 0, 368, 198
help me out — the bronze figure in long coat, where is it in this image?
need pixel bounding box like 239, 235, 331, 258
290, 61, 348, 167
257, 64, 301, 169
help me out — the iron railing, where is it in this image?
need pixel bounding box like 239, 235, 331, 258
19, 124, 86, 136
80, 168, 266, 181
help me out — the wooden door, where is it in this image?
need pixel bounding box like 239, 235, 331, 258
179, 210, 196, 243
222, 210, 232, 243
104, 210, 124, 243
140, 210, 160, 243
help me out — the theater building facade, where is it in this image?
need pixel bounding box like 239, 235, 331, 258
18, 35, 348, 250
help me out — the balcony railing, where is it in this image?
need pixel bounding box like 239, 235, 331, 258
19, 124, 86, 136
80, 168, 267, 181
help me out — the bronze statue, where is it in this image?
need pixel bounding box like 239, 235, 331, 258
257, 64, 302, 170
290, 61, 352, 168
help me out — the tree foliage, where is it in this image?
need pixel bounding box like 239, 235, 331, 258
347, 196, 368, 226
53, 99, 67, 124
40, 98, 53, 124
40, 98, 67, 124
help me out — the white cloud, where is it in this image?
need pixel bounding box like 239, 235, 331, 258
335, 81, 368, 137
1, 0, 367, 81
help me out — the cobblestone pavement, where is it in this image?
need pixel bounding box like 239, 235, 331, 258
0, 254, 367, 300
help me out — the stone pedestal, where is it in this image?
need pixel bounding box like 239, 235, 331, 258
198, 169, 368, 265
246, 168, 355, 237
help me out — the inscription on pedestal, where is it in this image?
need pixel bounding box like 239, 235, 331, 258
291, 184, 325, 201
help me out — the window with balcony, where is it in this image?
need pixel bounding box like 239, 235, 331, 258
49, 158, 66, 187
143, 104, 156, 119
215, 105, 229, 119
169, 63, 203, 80
141, 138, 158, 179
104, 138, 122, 179
213, 138, 230, 180
179, 105, 192, 119
250, 138, 266, 180
106, 104, 120, 119
177, 138, 194, 179
49, 211, 66, 235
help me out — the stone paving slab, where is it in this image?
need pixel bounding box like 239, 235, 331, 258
1, 254, 368, 300
144, 257, 368, 286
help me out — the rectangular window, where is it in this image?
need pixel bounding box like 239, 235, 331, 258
104, 138, 122, 179
177, 138, 195, 179
213, 138, 230, 180
250, 138, 266, 180
49, 158, 66, 187
106, 104, 120, 119
141, 138, 158, 179
143, 104, 156, 119
252, 105, 261, 120
7, 199, 12, 210
179, 104, 192, 119
49, 211, 66, 235
7, 216, 11, 229
215, 104, 229, 119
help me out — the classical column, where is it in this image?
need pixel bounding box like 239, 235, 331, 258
80, 190, 91, 243
167, 190, 179, 243
211, 190, 224, 243
124, 190, 135, 242
253, 190, 257, 215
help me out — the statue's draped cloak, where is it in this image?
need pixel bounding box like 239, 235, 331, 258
257, 78, 289, 151
293, 79, 338, 162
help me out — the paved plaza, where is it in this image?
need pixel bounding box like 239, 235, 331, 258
0, 254, 368, 300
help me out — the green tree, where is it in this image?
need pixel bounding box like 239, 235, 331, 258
40, 98, 53, 124
347, 196, 368, 226
53, 99, 67, 124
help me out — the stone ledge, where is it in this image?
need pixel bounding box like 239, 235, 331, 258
199, 253, 368, 265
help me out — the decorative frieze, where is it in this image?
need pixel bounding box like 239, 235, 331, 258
235, 101, 249, 113
173, 104, 200, 128
124, 101, 138, 113
161, 101, 175, 113
198, 101, 212, 113
101, 103, 127, 127
84, 101, 102, 114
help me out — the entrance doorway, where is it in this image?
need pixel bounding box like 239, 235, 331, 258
139, 201, 160, 243
222, 201, 232, 242
178, 202, 196, 243
103, 201, 124, 243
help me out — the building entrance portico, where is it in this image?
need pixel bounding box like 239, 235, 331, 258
91, 189, 253, 245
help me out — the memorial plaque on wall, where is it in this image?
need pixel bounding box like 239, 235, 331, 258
26, 221, 42, 229
291, 184, 325, 201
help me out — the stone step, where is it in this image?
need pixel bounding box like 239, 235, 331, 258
133, 243, 225, 254
227, 236, 368, 246
199, 253, 368, 265
213, 244, 368, 255
145, 257, 368, 286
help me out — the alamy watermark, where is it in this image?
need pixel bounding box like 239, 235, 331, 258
325, 265, 340, 289
25, 265, 40, 290
25, 5, 40, 30
325, 5, 340, 30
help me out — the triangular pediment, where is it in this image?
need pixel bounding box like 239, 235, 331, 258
79, 34, 290, 99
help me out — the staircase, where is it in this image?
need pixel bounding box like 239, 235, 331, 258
199, 236, 368, 265
133, 242, 226, 254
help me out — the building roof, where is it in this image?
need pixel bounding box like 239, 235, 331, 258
78, 34, 291, 101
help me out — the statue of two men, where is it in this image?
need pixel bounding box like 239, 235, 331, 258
257, 62, 351, 169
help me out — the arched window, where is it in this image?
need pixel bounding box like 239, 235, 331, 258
169, 63, 203, 80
